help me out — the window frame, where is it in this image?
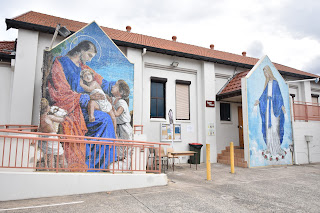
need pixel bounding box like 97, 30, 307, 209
220, 102, 231, 122
150, 77, 167, 119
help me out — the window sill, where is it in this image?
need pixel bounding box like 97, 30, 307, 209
150, 118, 167, 122
176, 120, 191, 123
220, 120, 233, 124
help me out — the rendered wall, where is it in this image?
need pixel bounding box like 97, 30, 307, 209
216, 102, 242, 153
0, 63, 13, 124
133, 51, 201, 163
293, 121, 320, 164
0, 172, 167, 201
9, 29, 39, 124
215, 64, 247, 156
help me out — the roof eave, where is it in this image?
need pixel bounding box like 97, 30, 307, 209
0, 52, 15, 60
6, 18, 317, 79
114, 40, 254, 69
216, 90, 242, 101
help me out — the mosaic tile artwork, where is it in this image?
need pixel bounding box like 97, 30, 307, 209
246, 56, 292, 167
40, 22, 134, 171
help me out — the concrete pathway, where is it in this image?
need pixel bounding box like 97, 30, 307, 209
1, 163, 320, 212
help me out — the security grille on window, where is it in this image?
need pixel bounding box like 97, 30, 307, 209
220, 103, 231, 121
176, 80, 191, 120
150, 77, 167, 118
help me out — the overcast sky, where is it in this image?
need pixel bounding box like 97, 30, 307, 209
1, 0, 319, 75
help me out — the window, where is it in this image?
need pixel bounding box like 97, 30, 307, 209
311, 94, 319, 116
176, 80, 191, 120
220, 103, 231, 121
150, 77, 166, 118
312, 94, 319, 104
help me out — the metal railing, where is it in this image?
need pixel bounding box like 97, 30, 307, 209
0, 125, 168, 174
293, 101, 320, 121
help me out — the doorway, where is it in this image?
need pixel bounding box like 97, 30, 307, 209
238, 106, 244, 148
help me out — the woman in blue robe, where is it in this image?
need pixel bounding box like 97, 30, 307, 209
254, 65, 286, 160
48, 40, 116, 171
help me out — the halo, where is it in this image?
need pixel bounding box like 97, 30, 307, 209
69, 35, 102, 61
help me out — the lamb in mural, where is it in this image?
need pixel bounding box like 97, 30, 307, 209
109, 80, 133, 171
38, 98, 67, 169
80, 68, 117, 135
254, 65, 287, 161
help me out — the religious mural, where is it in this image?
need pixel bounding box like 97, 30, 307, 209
40, 22, 134, 171
246, 56, 292, 167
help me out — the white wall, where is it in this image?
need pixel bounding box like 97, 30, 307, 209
0, 172, 167, 201
9, 29, 39, 125
202, 62, 216, 162
214, 64, 246, 157
0, 63, 13, 124
32, 33, 64, 125
131, 51, 200, 163
293, 121, 320, 164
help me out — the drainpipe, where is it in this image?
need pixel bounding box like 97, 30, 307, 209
141, 48, 147, 125
305, 135, 313, 164
289, 95, 296, 164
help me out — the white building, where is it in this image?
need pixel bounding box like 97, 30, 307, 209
1, 11, 320, 167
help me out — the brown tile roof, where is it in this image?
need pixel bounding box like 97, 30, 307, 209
6, 11, 319, 78
219, 71, 250, 95
0, 41, 15, 55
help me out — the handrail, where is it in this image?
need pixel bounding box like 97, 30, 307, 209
0, 127, 169, 174
293, 101, 320, 121
0, 129, 168, 146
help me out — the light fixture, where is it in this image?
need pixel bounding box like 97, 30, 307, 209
49, 24, 71, 50
58, 26, 71, 37
171, 61, 179, 67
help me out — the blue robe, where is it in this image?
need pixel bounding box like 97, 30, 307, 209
59, 56, 117, 171
259, 80, 285, 145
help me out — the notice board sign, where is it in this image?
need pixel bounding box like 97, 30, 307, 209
206, 100, 215, 107
160, 123, 182, 142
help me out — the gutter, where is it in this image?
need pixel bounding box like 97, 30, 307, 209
0, 53, 15, 61
216, 90, 242, 101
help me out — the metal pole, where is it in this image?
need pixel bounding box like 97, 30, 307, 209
206, 144, 211, 180
230, 142, 235, 174
49, 24, 60, 50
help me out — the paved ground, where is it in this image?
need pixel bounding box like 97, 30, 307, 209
1, 163, 320, 212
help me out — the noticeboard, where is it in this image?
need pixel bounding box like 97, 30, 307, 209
160, 123, 181, 142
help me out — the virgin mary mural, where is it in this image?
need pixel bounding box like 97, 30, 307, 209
40, 22, 134, 171
254, 65, 287, 160
246, 55, 292, 167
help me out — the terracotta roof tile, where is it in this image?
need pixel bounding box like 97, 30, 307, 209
0, 41, 15, 55
8, 11, 319, 78
220, 71, 250, 95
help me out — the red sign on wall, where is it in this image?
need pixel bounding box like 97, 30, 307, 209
206, 100, 215, 107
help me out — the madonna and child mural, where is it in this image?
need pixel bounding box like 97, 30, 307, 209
246, 55, 292, 167
39, 22, 134, 171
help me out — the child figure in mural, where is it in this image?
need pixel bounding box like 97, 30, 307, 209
38, 98, 67, 169
254, 65, 287, 161
109, 80, 133, 170
80, 69, 117, 135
